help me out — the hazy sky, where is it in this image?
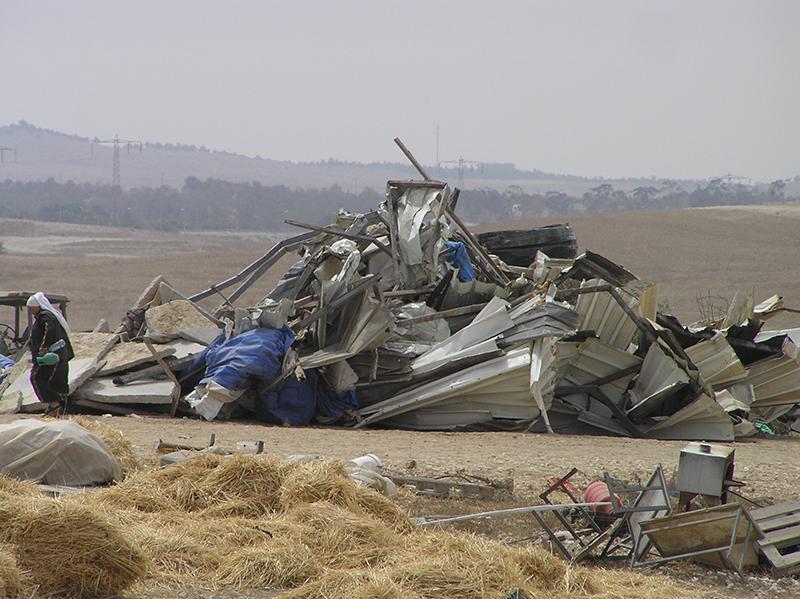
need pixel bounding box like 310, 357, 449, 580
2, 1, 797, 181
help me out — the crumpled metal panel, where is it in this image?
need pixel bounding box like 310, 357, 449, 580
575, 279, 640, 351
684, 332, 748, 388
411, 296, 513, 376
356, 346, 533, 427
627, 341, 691, 419
557, 336, 642, 406
501, 302, 580, 346
741, 337, 800, 409
645, 393, 734, 441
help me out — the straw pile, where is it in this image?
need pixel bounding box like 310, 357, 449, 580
82, 452, 677, 599
0, 417, 680, 599
0, 488, 147, 598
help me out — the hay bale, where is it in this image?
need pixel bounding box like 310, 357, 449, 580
216, 540, 321, 588
67, 417, 142, 475
286, 502, 400, 569
0, 545, 32, 598
0, 496, 146, 598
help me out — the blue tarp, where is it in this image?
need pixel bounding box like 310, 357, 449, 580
0, 355, 14, 369
199, 326, 295, 391
256, 368, 358, 426
444, 241, 476, 282
193, 326, 357, 425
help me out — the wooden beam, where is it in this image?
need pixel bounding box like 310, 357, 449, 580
446, 206, 510, 286
144, 338, 183, 418
394, 137, 432, 181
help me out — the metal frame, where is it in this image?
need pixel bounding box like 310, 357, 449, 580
635, 503, 755, 580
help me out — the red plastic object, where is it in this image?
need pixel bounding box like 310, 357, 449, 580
583, 481, 614, 514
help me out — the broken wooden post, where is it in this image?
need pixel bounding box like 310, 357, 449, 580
144, 338, 182, 417
394, 137, 432, 181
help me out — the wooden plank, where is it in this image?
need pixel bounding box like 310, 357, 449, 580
756, 512, 800, 533
388, 475, 498, 500
387, 180, 446, 189
756, 523, 800, 547
759, 544, 800, 573
396, 302, 488, 325
750, 500, 800, 523
189, 232, 314, 302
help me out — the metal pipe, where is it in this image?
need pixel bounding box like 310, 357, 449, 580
417, 501, 612, 527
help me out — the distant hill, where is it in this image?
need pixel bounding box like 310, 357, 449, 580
0, 120, 689, 195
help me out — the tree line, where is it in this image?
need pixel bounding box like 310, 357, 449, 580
0, 176, 795, 231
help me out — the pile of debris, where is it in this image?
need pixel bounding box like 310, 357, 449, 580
2, 139, 800, 441
423, 440, 800, 579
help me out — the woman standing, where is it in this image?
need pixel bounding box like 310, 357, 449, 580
26, 292, 74, 416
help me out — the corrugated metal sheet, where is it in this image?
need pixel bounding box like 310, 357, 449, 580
558, 337, 642, 405
646, 393, 734, 441
627, 341, 690, 419
357, 346, 532, 427
684, 332, 748, 388
742, 338, 800, 409
575, 279, 639, 351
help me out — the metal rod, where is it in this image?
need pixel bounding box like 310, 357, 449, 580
417, 502, 612, 527
285, 219, 392, 255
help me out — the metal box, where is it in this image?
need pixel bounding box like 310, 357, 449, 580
676, 442, 735, 497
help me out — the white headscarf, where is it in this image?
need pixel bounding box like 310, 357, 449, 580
26, 292, 71, 337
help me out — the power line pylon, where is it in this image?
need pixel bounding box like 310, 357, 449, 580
438, 155, 481, 188
0, 146, 17, 163
91, 135, 143, 188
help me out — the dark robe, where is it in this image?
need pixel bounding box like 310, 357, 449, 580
29, 311, 74, 405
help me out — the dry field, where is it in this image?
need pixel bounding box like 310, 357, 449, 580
3, 206, 800, 597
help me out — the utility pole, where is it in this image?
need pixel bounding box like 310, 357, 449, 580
0, 146, 17, 163
435, 125, 439, 171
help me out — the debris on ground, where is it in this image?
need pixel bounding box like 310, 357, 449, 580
3, 138, 800, 443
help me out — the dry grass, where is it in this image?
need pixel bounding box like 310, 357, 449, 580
0, 496, 146, 598
84, 453, 677, 599
0, 417, 681, 599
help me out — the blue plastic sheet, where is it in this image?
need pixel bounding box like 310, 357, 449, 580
199, 326, 295, 391
256, 368, 358, 426
0, 355, 14, 369
444, 241, 476, 282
